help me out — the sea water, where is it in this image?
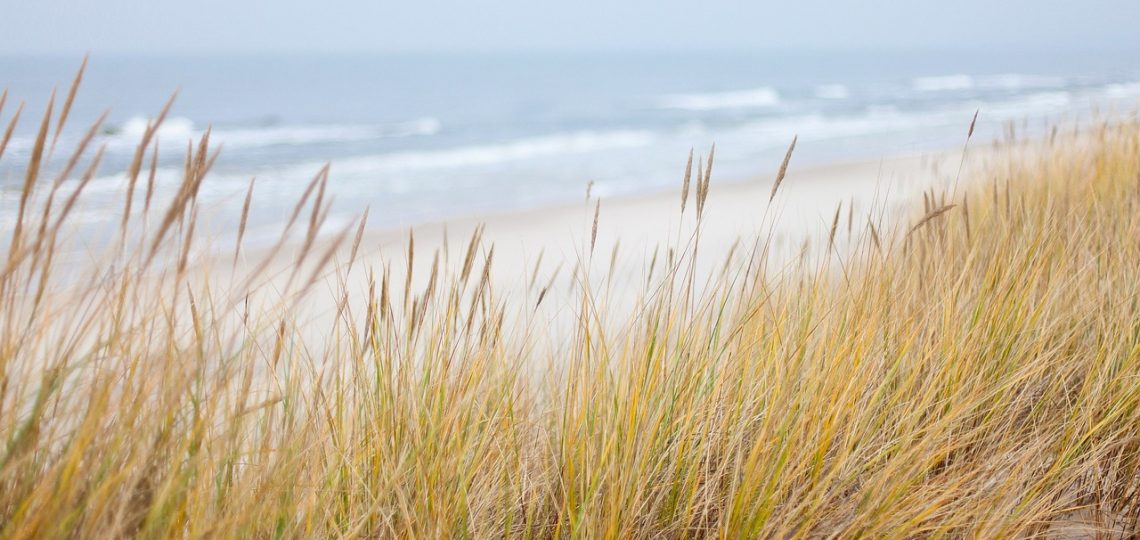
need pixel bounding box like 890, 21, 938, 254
1, 50, 1138, 240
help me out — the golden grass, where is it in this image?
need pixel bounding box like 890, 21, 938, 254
0, 70, 1138, 539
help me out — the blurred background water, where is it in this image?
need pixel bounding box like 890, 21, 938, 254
2, 51, 1138, 238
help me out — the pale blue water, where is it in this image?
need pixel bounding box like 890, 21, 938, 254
2, 51, 1139, 238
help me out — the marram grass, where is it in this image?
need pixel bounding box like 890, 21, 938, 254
1, 70, 1139, 538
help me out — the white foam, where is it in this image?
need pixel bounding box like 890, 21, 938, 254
814, 84, 849, 100
120, 115, 196, 140
912, 75, 975, 92
734, 107, 936, 144
211, 125, 378, 148
981, 91, 1073, 117
977, 74, 1067, 91
727, 89, 1072, 146
329, 129, 656, 174
58, 116, 443, 156
1105, 82, 1140, 99
913, 73, 1069, 94
394, 117, 442, 137
657, 87, 781, 111
217, 117, 441, 147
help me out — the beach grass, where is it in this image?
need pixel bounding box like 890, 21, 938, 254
0, 72, 1139, 538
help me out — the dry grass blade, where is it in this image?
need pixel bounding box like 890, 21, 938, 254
528, 249, 545, 290
962, 194, 971, 241
770, 135, 798, 203
460, 224, 484, 283
233, 177, 256, 266
404, 230, 415, 311
52, 144, 106, 234
125, 91, 178, 184
695, 144, 715, 217
534, 286, 549, 310
286, 165, 330, 233
48, 54, 88, 160
867, 217, 882, 252
953, 110, 981, 195
704, 143, 716, 193
846, 197, 854, 235
290, 169, 333, 277
9, 88, 56, 260
176, 202, 199, 275
694, 155, 707, 218
309, 166, 330, 236
907, 203, 957, 236
347, 207, 370, 271
0, 99, 23, 162
681, 148, 693, 214
297, 222, 356, 297
378, 264, 391, 322
144, 139, 160, 216
146, 130, 214, 262
828, 202, 842, 248
466, 245, 496, 332
591, 199, 600, 252
32, 109, 109, 257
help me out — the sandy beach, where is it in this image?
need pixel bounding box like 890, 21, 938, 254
231, 147, 967, 347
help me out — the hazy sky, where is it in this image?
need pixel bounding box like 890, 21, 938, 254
2, 0, 1138, 55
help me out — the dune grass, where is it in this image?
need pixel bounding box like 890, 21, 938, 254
1, 71, 1139, 538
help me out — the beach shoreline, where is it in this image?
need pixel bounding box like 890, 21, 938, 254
215, 146, 970, 347
339, 148, 961, 285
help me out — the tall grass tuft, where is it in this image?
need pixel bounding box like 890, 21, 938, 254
0, 69, 1138, 538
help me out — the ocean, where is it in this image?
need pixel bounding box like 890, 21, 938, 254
1, 50, 1139, 239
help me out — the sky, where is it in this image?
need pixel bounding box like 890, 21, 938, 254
1, 0, 1138, 55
